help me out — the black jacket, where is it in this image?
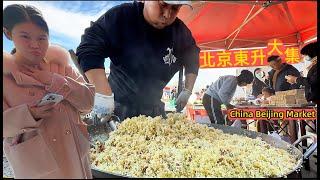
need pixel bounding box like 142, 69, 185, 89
268, 63, 300, 92
296, 60, 319, 102
252, 78, 268, 97
76, 1, 200, 105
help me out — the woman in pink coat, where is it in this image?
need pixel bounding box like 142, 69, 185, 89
3, 4, 95, 178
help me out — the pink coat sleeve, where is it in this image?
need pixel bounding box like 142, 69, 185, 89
44, 66, 95, 114
3, 97, 43, 138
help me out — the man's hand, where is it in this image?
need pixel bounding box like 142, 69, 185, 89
175, 88, 192, 112
28, 102, 56, 120
226, 104, 235, 109
92, 93, 115, 118
285, 75, 298, 84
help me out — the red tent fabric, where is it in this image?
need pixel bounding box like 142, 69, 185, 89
177, 1, 317, 50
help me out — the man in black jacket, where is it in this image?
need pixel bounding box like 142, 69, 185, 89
285, 42, 318, 103
267, 55, 300, 92
76, 1, 199, 120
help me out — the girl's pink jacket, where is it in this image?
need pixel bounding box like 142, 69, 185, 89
3, 53, 95, 178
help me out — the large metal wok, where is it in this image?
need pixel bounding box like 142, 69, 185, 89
86, 117, 317, 178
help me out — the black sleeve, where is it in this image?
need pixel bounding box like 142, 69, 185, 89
179, 23, 200, 75
76, 9, 120, 73
296, 76, 308, 87
267, 71, 273, 90
288, 66, 301, 89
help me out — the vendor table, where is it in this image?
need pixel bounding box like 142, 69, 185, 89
186, 104, 208, 122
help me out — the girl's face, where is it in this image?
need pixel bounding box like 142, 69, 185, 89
8, 22, 49, 65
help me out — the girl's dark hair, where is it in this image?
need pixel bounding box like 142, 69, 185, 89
262, 87, 275, 95
3, 4, 49, 34
238, 70, 254, 84
3, 4, 49, 54
11, 48, 16, 54
300, 42, 317, 58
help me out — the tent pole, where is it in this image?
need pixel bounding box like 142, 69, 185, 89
299, 26, 317, 34
183, 2, 206, 26
226, 4, 256, 49
282, 2, 298, 32
225, 4, 261, 41
297, 32, 303, 48
225, 0, 280, 43
225, 6, 265, 41
199, 39, 226, 46
234, 38, 268, 43
177, 67, 184, 109
198, 45, 223, 50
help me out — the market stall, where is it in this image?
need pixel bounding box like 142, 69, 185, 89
177, 1, 317, 50
174, 0, 317, 125
175, 1, 318, 175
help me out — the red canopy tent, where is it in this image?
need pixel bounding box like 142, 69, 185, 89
174, 1, 317, 98
177, 0, 317, 50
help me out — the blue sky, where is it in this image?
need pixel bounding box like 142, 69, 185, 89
3, 1, 127, 51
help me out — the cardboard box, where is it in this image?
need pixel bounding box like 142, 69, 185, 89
284, 99, 296, 105
284, 95, 295, 100
269, 95, 277, 101
295, 94, 306, 99
296, 99, 308, 105
275, 91, 285, 96
285, 89, 305, 95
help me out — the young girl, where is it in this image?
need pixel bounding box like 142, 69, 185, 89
255, 87, 275, 105
3, 4, 95, 178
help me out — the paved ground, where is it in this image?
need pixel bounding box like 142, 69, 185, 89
3, 154, 14, 178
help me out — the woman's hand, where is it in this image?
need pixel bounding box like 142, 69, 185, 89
20, 64, 53, 85
28, 103, 56, 120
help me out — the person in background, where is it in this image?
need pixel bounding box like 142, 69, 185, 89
205, 85, 209, 92
76, 1, 199, 121
202, 70, 254, 125
267, 55, 301, 92
170, 86, 177, 100
285, 42, 318, 135
285, 42, 319, 104
195, 92, 201, 103
200, 88, 205, 100
256, 87, 275, 105
3, 4, 94, 178
256, 87, 279, 134
252, 68, 268, 98
267, 55, 301, 139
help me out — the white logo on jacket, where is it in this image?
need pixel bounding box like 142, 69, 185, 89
163, 47, 177, 66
